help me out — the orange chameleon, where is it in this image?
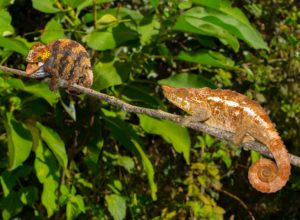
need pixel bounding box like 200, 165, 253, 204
162, 85, 291, 193
26, 39, 93, 90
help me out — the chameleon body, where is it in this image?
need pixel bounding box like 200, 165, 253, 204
162, 85, 291, 193
26, 39, 93, 90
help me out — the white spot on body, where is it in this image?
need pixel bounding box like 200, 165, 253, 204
225, 100, 239, 107
207, 96, 269, 128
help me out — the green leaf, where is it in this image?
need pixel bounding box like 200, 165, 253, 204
0, 191, 23, 220
139, 115, 191, 164
77, 0, 111, 12
86, 31, 116, 51
158, 73, 216, 88
32, 0, 60, 13
104, 152, 135, 173
175, 6, 268, 51
0, 36, 28, 55
93, 60, 130, 90
105, 194, 126, 220
113, 23, 139, 46
174, 10, 239, 52
37, 122, 68, 169
177, 50, 235, 69
137, 15, 160, 45
34, 141, 60, 183
3, 113, 32, 170
104, 113, 157, 200
0, 0, 11, 8
192, 0, 221, 8
40, 18, 65, 43
19, 186, 38, 206
7, 79, 60, 106
150, 0, 158, 8
66, 195, 85, 220
0, 9, 14, 36
42, 176, 59, 217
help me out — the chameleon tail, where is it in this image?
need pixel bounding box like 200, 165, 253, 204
248, 138, 291, 193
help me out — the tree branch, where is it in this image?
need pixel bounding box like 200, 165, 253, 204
1, 65, 299, 167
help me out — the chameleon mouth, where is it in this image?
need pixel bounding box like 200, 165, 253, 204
26, 62, 49, 78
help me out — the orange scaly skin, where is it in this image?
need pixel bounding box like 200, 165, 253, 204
162, 85, 291, 193
26, 39, 93, 90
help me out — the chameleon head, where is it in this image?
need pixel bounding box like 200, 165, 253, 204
26, 42, 52, 78
161, 85, 193, 113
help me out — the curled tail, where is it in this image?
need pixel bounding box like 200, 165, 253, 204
248, 138, 291, 193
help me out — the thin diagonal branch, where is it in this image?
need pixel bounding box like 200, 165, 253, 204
0, 65, 299, 167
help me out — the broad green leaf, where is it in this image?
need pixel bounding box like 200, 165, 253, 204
42, 176, 59, 217
93, 60, 130, 90
19, 186, 38, 206
113, 23, 139, 46
104, 152, 135, 173
179, 0, 192, 10
137, 15, 160, 45
177, 50, 235, 69
0, 191, 23, 220
0, 0, 11, 8
158, 73, 216, 88
77, 0, 111, 12
63, 0, 84, 8
104, 113, 157, 200
174, 11, 239, 52
192, 0, 220, 8
139, 115, 191, 164
40, 18, 65, 43
150, 0, 158, 8
97, 14, 117, 24
32, 0, 60, 13
193, 0, 251, 27
7, 78, 60, 106
176, 7, 268, 51
66, 195, 85, 220
0, 9, 14, 36
0, 166, 32, 197
86, 31, 116, 51
37, 123, 68, 169
0, 36, 28, 55
105, 194, 126, 220
3, 113, 32, 170
34, 141, 60, 183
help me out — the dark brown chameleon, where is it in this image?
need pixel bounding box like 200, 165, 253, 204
26, 39, 93, 90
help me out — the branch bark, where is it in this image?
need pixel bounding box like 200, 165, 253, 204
1, 65, 299, 167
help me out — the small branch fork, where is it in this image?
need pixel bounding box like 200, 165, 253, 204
1, 65, 299, 167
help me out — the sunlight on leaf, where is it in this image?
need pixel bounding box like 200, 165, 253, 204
139, 115, 191, 164
37, 123, 68, 169
4, 112, 32, 170
105, 194, 126, 220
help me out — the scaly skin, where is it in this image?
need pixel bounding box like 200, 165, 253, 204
162, 85, 291, 193
26, 39, 93, 90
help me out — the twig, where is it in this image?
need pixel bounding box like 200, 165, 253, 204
0, 65, 300, 167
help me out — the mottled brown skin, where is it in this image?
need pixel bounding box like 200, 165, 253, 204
162, 85, 291, 193
26, 39, 93, 90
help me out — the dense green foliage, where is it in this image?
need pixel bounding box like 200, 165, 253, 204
0, 0, 299, 219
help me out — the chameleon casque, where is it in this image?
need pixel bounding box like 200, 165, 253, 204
26, 39, 93, 90
162, 85, 291, 193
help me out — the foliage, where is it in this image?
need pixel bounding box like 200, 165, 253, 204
0, 0, 299, 219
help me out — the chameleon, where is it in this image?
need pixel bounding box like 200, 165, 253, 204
26, 39, 93, 90
161, 85, 291, 193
